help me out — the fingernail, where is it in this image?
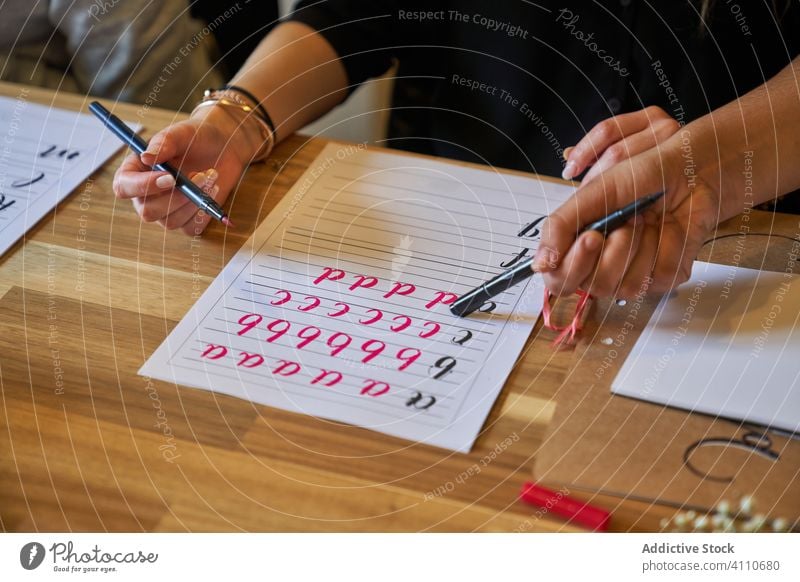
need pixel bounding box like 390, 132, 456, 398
205, 168, 219, 182
563, 147, 574, 161
155, 174, 176, 189
533, 247, 558, 272
562, 160, 577, 181
192, 171, 207, 185
583, 232, 603, 251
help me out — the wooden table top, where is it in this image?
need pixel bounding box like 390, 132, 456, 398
1, 81, 795, 532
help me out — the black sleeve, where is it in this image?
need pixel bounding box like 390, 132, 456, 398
288, 0, 401, 93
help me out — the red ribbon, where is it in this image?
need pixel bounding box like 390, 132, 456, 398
542, 288, 592, 347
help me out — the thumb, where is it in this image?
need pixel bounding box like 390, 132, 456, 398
532, 213, 574, 272
140, 122, 196, 166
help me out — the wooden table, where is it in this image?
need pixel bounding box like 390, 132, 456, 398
1, 81, 795, 532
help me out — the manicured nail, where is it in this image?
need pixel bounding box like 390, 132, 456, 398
563, 147, 574, 161
205, 168, 219, 182
155, 174, 176, 189
583, 232, 603, 251
533, 247, 558, 272
562, 160, 577, 180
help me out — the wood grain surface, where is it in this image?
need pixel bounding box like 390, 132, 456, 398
1, 81, 796, 532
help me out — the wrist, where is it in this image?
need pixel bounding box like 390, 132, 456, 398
681, 116, 760, 219
661, 120, 750, 221
190, 100, 272, 163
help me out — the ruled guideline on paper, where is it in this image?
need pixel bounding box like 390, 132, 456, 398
0, 96, 139, 256
140, 144, 574, 451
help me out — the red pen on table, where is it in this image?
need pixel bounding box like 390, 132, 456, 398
519, 481, 611, 531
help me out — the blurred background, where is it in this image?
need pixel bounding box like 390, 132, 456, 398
0, 1, 392, 144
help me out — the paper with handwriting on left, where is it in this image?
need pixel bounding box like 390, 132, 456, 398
0, 96, 140, 256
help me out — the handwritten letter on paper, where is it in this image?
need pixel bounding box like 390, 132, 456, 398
0, 96, 136, 256
140, 144, 574, 451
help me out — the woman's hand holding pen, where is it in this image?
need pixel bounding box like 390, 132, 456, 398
112, 105, 261, 235
112, 22, 351, 236
535, 132, 721, 300
537, 105, 715, 300
540, 57, 800, 301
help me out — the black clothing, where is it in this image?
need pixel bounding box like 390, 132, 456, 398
290, 1, 799, 182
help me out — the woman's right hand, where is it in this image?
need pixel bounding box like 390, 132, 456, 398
536, 130, 721, 300
112, 107, 260, 235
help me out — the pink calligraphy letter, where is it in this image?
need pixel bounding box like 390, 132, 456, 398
384, 282, 416, 299
237, 352, 265, 368
360, 379, 390, 397
390, 315, 412, 332
425, 291, 458, 309
311, 369, 343, 387
313, 267, 346, 285
237, 313, 263, 336
327, 302, 350, 317
419, 321, 440, 338
271, 290, 291, 305
201, 344, 228, 359
349, 275, 378, 291
273, 360, 301, 376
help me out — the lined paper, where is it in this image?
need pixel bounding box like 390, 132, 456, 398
140, 144, 574, 451
0, 96, 136, 256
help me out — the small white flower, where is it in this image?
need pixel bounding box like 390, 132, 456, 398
693, 515, 709, 531
771, 518, 789, 532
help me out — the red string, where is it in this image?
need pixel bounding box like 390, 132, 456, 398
542, 288, 593, 347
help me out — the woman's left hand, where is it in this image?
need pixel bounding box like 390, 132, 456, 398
562, 106, 681, 183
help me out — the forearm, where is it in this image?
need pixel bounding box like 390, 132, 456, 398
228, 21, 349, 142
685, 57, 800, 220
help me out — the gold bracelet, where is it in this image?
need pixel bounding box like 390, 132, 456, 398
201, 87, 275, 140
192, 97, 275, 163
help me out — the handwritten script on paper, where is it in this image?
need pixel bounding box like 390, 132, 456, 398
0, 96, 137, 256
140, 144, 574, 451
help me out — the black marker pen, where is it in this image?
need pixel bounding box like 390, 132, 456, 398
450, 191, 664, 317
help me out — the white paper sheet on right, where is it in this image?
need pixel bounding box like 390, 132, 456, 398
612, 260, 800, 433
